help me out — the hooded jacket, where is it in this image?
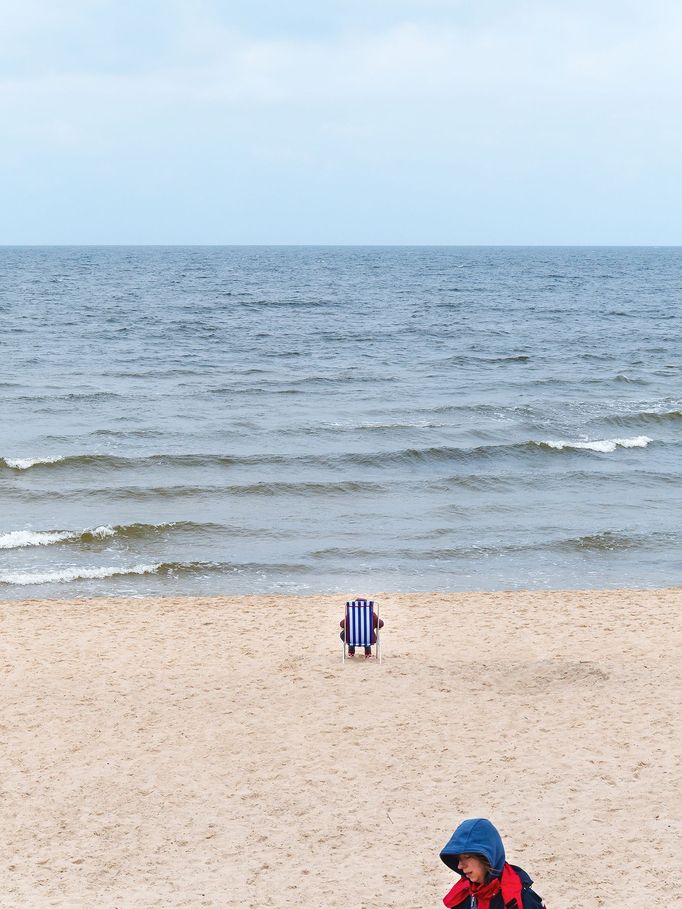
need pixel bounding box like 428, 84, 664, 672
440, 818, 545, 909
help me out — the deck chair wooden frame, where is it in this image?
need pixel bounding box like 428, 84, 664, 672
342, 599, 381, 664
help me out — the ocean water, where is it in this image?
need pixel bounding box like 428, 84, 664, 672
1, 245, 681, 599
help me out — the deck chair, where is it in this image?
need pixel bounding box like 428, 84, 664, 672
342, 598, 381, 664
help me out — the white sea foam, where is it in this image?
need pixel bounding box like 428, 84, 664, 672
87, 525, 116, 539
2, 455, 65, 469
0, 564, 162, 586
0, 524, 118, 550
0, 530, 73, 550
542, 435, 652, 453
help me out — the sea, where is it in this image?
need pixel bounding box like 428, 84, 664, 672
1, 245, 681, 599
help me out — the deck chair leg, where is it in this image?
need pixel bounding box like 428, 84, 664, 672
376, 604, 381, 664
342, 615, 347, 664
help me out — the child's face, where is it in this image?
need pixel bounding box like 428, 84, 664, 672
457, 853, 487, 884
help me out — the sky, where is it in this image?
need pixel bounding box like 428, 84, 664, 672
1, 0, 681, 244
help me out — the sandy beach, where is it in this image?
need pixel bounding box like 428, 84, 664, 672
2, 589, 680, 908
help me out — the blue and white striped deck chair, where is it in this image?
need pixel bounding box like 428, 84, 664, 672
342, 598, 381, 664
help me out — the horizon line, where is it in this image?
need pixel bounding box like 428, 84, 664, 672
1, 243, 681, 249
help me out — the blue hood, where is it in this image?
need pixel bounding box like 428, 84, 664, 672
440, 818, 506, 878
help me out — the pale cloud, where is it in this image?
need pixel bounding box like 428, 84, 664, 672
2, 2, 681, 108
1, 0, 681, 242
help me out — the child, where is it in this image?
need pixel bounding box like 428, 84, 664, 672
440, 818, 546, 908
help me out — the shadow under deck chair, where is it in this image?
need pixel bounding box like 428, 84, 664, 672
342, 598, 382, 664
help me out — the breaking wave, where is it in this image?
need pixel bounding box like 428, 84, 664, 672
1, 455, 66, 469
0, 530, 74, 549
0, 522, 211, 550
536, 436, 652, 454
0, 563, 164, 585
0, 560, 310, 586
0, 453, 241, 471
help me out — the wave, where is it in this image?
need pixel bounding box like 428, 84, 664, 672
89, 429, 170, 439
1, 455, 66, 469
0, 530, 74, 549
439, 474, 516, 491
0, 560, 310, 586
3, 447, 480, 473
0, 452, 319, 472
6, 391, 121, 405
442, 354, 531, 365
0, 453, 231, 471
2, 479, 386, 503
614, 373, 648, 384
555, 529, 680, 552
322, 420, 447, 432
0, 435, 656, 479
0, 563, 164, 585
536, 436, 652, 454
0, 522, 212, 550
554, 531, 643, 552
540, 529, 673, 554
310, 529, 677, 561
602, 410, 682, 427
203, 480, 382, 497
1, 452, 290, 474
347, 436, 655, 466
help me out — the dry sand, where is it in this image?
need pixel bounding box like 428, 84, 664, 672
2, 589, 681, 908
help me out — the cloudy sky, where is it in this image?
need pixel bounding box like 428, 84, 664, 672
2, 0, 681, 244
